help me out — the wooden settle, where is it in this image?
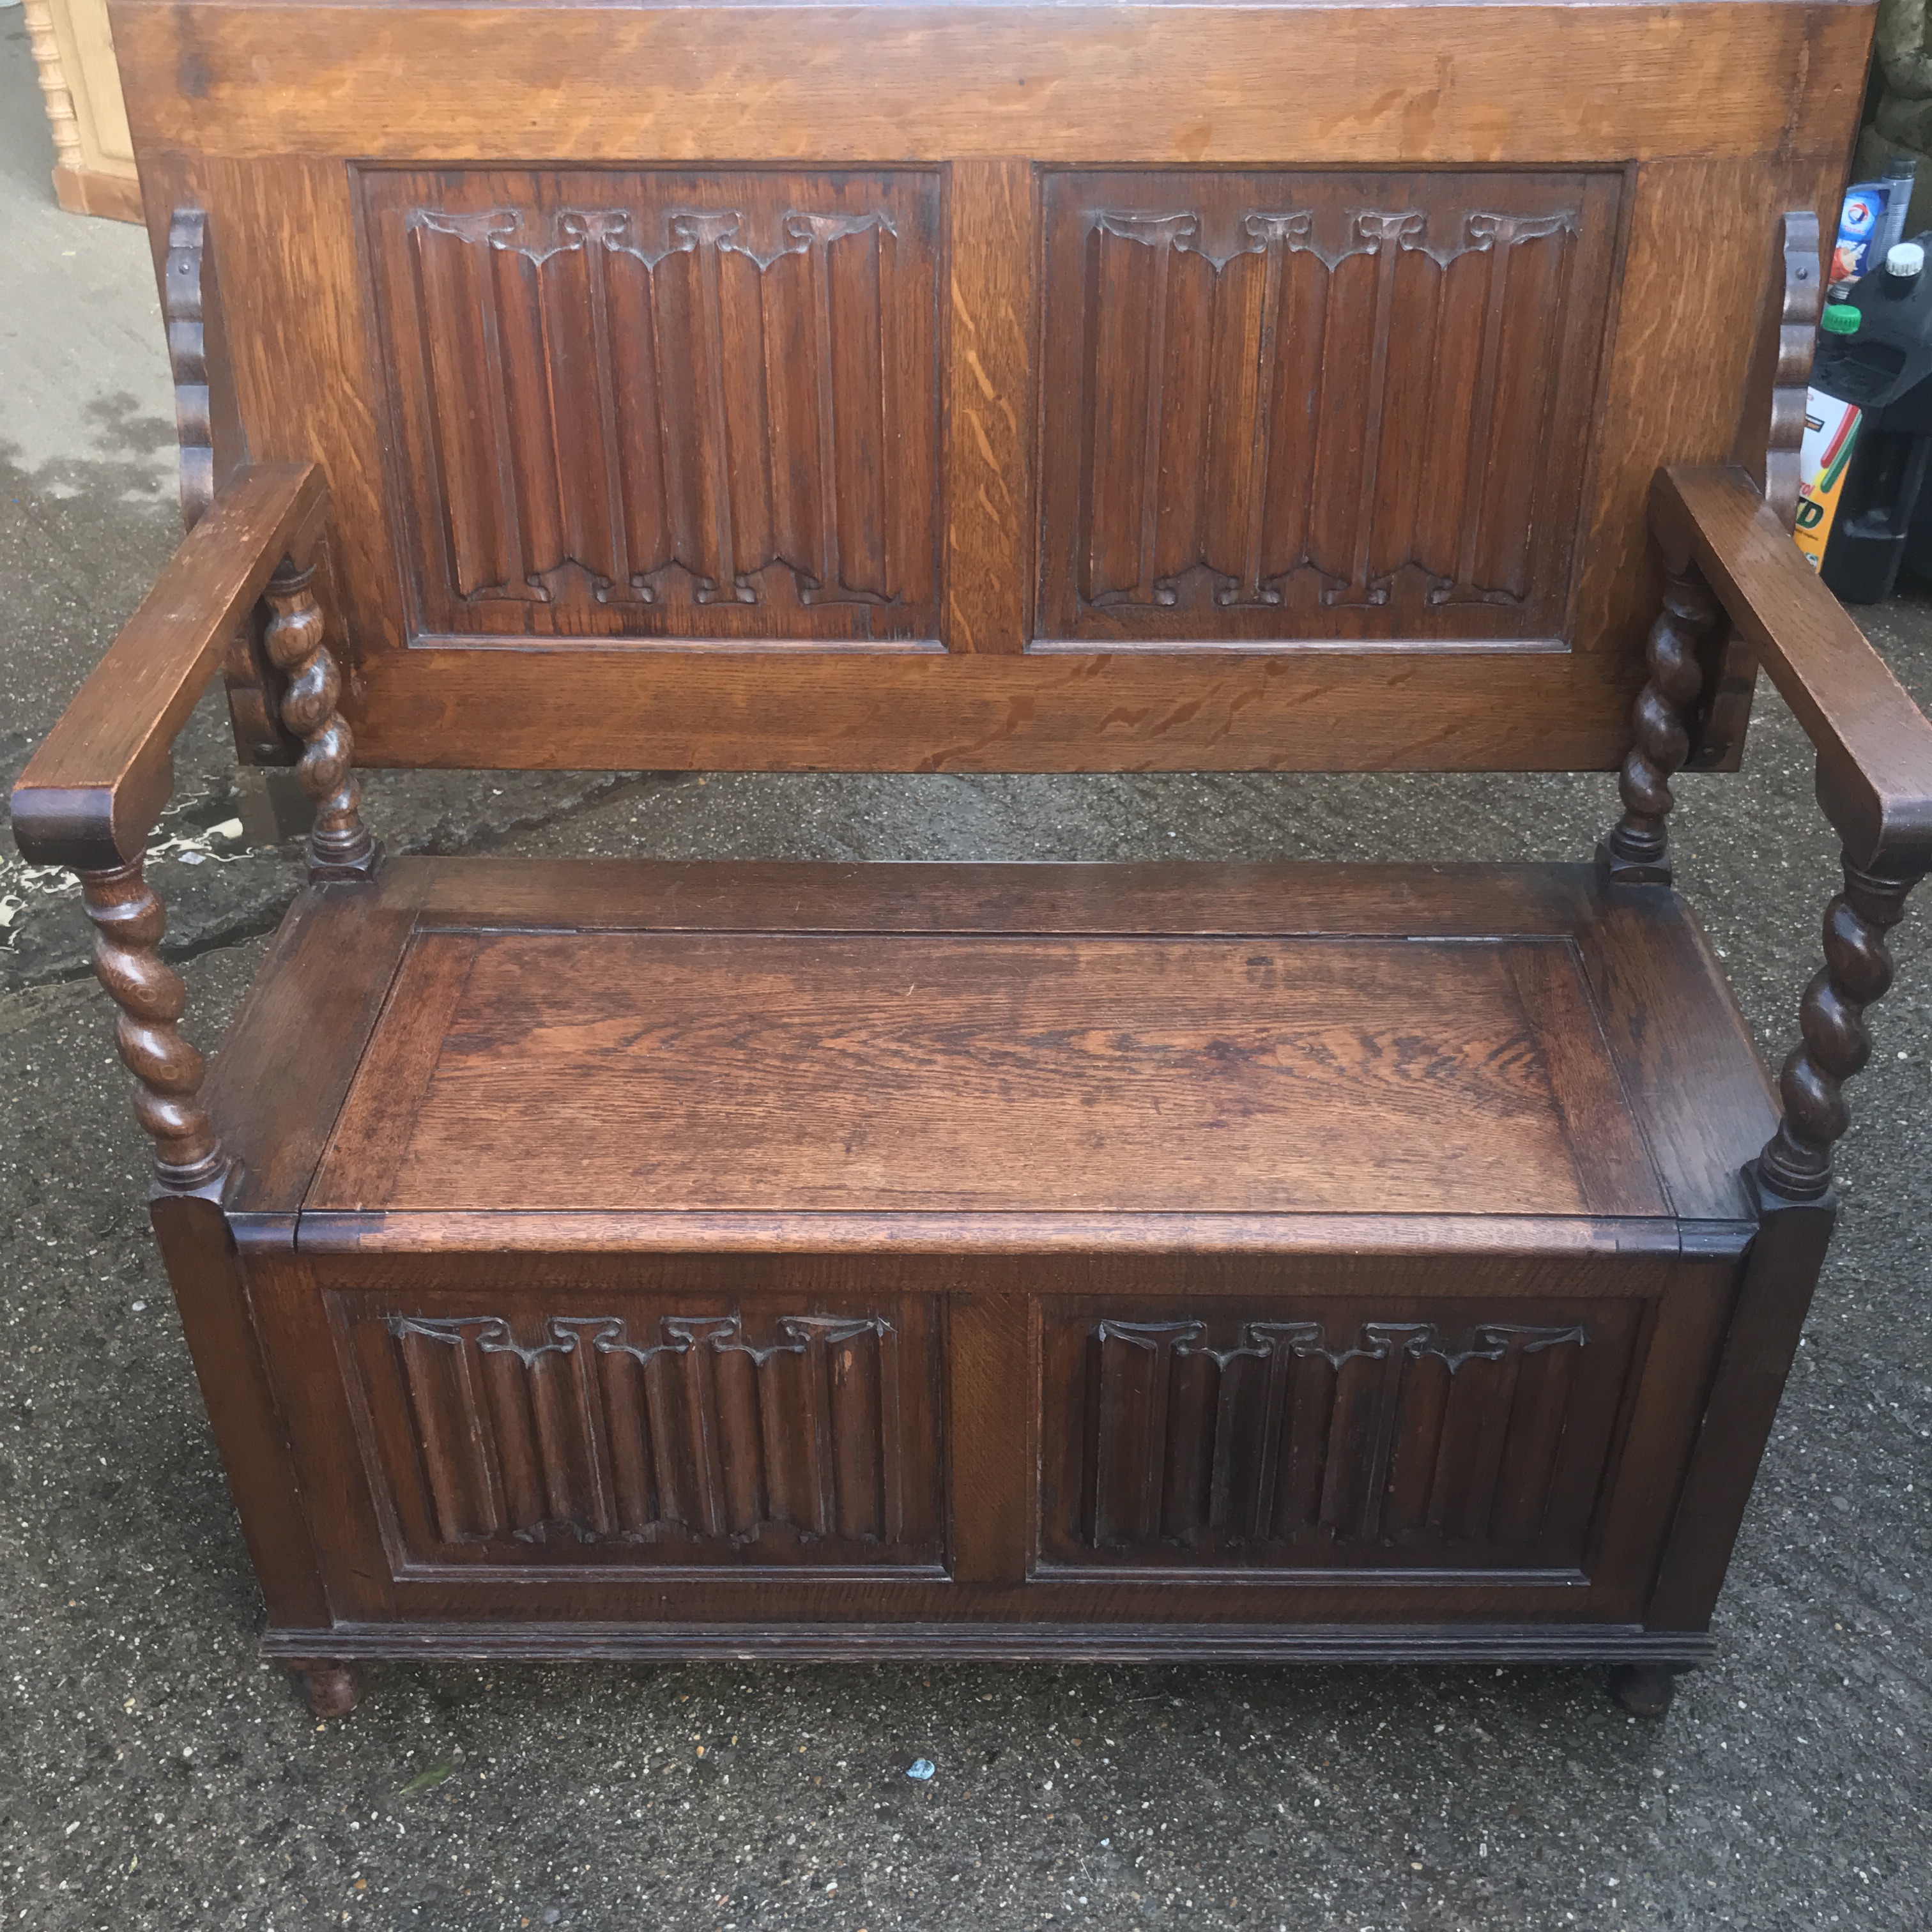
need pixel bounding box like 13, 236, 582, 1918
12, 0, 1932, 1719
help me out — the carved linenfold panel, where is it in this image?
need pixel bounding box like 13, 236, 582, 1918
1041, 1301, 1643, 1571
364, 170, 940, 644
1038, 171, 1622, 646
351, 1303, 941, 1568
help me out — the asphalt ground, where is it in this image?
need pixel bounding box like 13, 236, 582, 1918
1, 27, 1928, 1930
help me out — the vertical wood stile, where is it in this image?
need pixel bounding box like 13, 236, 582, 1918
642, 1344, 689, 1528
795, 1318, 838, 1536
671, 1317, 732, 1537
396, 1319, 500, 1542
479, 1341, 544, 1533
1248, 1322, 1316, 1540
1454, 1342, 1522, 1542
944, 159, 1036, 652
683, 213, 747, 601
1331, 213, 1422, 606
1492, 1330, 1584, 1543
1236, 217, 1303, 602
875, 1319, 906, 1544
561, 1324, 620, 1536
471, 226, 529, 592
597, 1344, 656, 1532
712, 1343, 767, 1534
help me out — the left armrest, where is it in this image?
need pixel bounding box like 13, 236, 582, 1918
10, 461, 324, 872
1652, 463, 1932, 872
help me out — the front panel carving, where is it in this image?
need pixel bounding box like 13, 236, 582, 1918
363, 169, 940, 645
1037, 171, 1622, 646
344, 1300, 944, 1570
1039, 1300, 1644, 1571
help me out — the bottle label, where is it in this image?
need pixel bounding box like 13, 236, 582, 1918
1833, 184, 1891, 283
1795, 389, 1861, 572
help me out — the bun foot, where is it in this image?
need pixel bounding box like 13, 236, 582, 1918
1609, 1662, 1680, 1718
289, 1659, 365, 1718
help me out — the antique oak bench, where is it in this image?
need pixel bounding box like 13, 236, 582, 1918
15, 0, 1931, 1721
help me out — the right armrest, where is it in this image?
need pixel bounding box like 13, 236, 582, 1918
10, 461, 325, 873
1653, 463, 1932, 873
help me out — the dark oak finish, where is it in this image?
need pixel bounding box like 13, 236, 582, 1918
147, 1193, 332, 1629
17, 0, 1929, 1714
288, 1660, 365, 1719
1035, 171, 1619, 647
79, 860, 227, 1192
10, 462, 324, 870
1758, 859, 1925, 1201
180, 863, 1745, 1651
1600, 563, 1722, 883
1732, 210, 1825, 533
165, 208, 247, 532
363, 167, 940, 645
308, 926, 1667, 1219
262, 560, 379, 879
1644, 1184, 1836, 1636
111, 1, 1853, 774
110, 4, 1871, 167
1656, 464, 1932, 870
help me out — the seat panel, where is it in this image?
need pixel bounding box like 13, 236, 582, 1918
308, 925, 1660, 1218
204, 859, 1777, 1236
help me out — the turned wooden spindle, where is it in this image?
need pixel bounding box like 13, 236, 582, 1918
1758, 855, 1924, 1201
79, 860, 226, 1192
1601, 560, 1722, 883
263, 558, 379, 879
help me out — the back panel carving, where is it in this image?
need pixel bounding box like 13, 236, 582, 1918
341, 1297, 944, 1571
362, 169, 941, 646
1036, 171, 1623, 647
1038, 1298, 1644, 1571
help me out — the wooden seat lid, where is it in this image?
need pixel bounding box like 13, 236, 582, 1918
311, 926, 1655, 1219
200, 860, 1778, 1244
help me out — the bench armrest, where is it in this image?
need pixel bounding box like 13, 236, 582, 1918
1653, 463, 1932, 872
10, 461, 325, 871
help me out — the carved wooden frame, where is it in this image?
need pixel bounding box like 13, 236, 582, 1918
164, 209, 302, 768
1033, 169, 1623, 650
1602, 210, 1821, 884
357, 166, 945, 650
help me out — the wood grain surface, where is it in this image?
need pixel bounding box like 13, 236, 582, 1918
1657, 464, 1932, 868
109, 5, 1867, 774
310, 929, 1666, 1217
10, 462, 322, 867
56, 0, 1879, 1673
199, 857, 1775, 1230
114, 4, 1870, 166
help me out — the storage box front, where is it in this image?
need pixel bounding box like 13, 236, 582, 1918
249, 1244, 1733, 1640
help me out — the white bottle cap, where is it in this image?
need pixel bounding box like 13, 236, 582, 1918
1887, 241, 1926, 276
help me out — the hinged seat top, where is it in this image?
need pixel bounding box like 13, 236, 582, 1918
206, 859, 1777, 1252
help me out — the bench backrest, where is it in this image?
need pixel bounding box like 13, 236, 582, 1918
112, 0, 1873, 775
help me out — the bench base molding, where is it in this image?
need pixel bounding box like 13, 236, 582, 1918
259, 1620, 1718, 1667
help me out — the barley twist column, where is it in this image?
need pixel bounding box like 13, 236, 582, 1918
79, 860, 226, 1192
263, 559, 379, 878
1758, 855, 1924, 1200
1601, 561, 1722, 884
